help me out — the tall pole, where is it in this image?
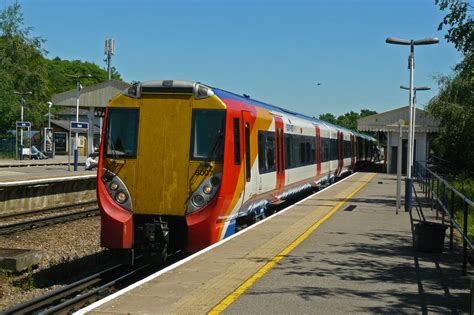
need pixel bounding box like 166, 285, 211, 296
20, 97, 24, 149
386, 36, 438, 212
396, 119, 403, 214
74, 81, 80, 171
48, 101, 52, 129
14, 91, 32, 160
405, 42, 415, 212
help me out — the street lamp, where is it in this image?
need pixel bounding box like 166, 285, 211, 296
386, 36, 438, 211
400, 85, 430, 158
47, 101, 53, 128
67, 74, 92, 171
13, 91, 32, 160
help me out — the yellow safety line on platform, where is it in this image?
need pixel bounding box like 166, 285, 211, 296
208, 173, 377, 315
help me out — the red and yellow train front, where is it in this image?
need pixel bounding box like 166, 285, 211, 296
98, 81, 228, 256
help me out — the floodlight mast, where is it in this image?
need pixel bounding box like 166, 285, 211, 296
386, 36, 438, 212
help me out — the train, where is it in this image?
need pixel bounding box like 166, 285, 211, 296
98, 80, 376, 260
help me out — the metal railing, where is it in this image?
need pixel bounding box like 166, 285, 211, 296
413, 161, 474, 275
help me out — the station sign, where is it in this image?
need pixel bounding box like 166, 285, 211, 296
70, 121, 89, 132
16, 121, 31, 128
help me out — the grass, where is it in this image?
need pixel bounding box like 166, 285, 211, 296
426, 176, 474, 239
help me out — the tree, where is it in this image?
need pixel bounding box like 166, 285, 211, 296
0, 2, 122, 134
436, 0, 474, 55
45, 58, 122, 96
318, 109, 378, 132
318, 113, 337, 124
336, 111, 359, 130
427, 65, 474, 174
0, 1, 48, 133
428, 0, 474, 175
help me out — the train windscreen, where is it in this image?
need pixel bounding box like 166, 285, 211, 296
105, 108, 139, 158
190, 109, 225, 161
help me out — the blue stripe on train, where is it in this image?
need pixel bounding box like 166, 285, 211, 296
224, 219, 236, 238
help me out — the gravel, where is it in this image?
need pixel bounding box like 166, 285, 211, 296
0, 216, 103, 310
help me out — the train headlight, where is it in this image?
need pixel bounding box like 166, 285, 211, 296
115, 191, 128, 204
192, 194, 205, 207
110, 182, 119, 191
203, 185, 212, 194
187, 173, 222, 214
101, 169, 133, 212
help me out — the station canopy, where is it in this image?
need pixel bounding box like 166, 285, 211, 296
51, 80, 131, 108
357, 106, 440, 133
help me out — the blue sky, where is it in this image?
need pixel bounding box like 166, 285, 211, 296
5, 0, 462, 117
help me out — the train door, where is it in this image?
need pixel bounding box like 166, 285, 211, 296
241, 110, 256, 204
274, 117, 285, 196
315, 125, 321, 177
350, 134, 355, 170
337, 131, 343, 175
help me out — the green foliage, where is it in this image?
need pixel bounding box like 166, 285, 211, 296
0, 2, 122, 135
436, 0, 474, 55
46, 57, 121, 96
428, 2, 474, 175
319, 109, 377, 131
318, 113, 337, 124
0, 1, 48, 134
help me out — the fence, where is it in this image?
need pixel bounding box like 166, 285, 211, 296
413, 161, 474, 275
0, 134, 15, 158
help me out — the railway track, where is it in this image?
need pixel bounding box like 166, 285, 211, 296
4, 252, 187, 314
0, 201, 97, 221
0, 208, 99, 235
4, 263, 149, 314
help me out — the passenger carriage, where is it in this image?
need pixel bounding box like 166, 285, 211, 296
98, 80, 375, 260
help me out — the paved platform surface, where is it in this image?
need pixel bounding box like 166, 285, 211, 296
82, 172, 470, 314
0, 155, 93, 182
225, 173, 470, 314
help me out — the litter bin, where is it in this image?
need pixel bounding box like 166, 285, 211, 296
414, 221, 448, 253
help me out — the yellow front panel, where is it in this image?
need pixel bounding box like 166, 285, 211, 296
134, 95, 192, 216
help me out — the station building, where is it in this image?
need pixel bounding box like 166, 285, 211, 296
357, 106, 440, 174
51, 80, 131, 156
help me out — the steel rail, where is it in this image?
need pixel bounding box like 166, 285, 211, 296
0, 209, 99, 235
4, 264, 124, 314
0, 201, 97, 220
40, 264, 151, 314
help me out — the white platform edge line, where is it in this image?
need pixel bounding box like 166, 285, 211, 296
75, 171, 361, 314
0, 174, 96, 187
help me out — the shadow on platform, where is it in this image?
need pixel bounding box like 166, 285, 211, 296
248, 230, 469, 314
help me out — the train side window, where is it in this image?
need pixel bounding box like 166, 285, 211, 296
285, 134, 292, 168
233, 118, 241, 165
299, 141, 305, 165
245, 123, 251, 182
258, 132, 266, 173
265, 132, 276, 173
322, 138, 330, 162
305, 141, 311, 165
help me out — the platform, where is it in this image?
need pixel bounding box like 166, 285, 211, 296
0, 155, 92, 183
79, 172, 470, 314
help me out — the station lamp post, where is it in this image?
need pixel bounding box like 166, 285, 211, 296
67, 74, 92, 171
13, 91, 32, 160
47, 101, 53, 128
400, 85, 431, 163
386, 36, 438, 211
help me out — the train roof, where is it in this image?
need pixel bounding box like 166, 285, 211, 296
124, 80, 375, 142
211, 87, 375, 141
